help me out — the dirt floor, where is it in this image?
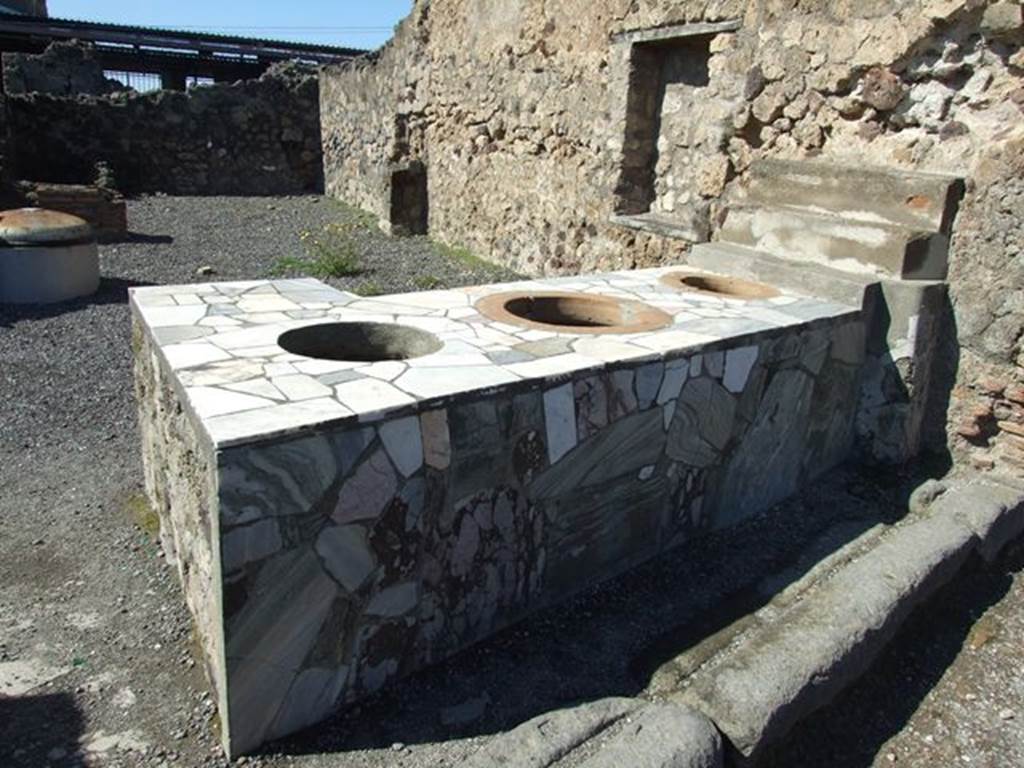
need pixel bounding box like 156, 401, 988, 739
1, 197, 1021, 768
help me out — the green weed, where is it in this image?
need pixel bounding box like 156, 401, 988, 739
353, 281, 386, 297
273, 222, 364, 278
413, 274, 444, 290
125, 492, 160, 539
432, 240, 493, 271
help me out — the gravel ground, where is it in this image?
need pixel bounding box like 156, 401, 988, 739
1, 196, 1022, 768
1, 195, 518, 457
99, 195, 519, 294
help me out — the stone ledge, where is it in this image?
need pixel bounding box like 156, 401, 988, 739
610, 212, 709, 244
686, 242, 875, 309
453, 471, 1019, 768
612, 20, 742, 45
720, 202, 950, 281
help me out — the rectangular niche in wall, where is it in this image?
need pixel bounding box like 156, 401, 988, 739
389, 160, 428, 236
612, 20, 740, 242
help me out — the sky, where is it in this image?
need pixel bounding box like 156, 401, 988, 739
47, 1, 414, 50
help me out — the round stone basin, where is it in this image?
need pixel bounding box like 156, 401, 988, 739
278, 322, 442, 362
0, 207, 99, 304
659, 271, 780, 300
476, 291, 673, 334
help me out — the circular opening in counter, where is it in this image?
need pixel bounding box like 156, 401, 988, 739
659, 272, 780, 300
277, 322, 443, 362
476, 291, 673, 334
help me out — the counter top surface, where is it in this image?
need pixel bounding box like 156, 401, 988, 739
130, 269, 858, 449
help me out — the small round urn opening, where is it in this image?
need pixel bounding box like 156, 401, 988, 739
659, 272, 780, 300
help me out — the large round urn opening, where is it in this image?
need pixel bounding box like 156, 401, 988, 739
476, 291, 673, 334
277, 322, 443, 362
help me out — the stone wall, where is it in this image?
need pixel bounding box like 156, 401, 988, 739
0, 95, 15, 208
3, 40, 123, 96
17, 181, 127, 240
0, 0, 48, 15
942, 139, 1024, 472
320, 0, 1024, 469
5, 60, 324, 196
3, 0, 48, 14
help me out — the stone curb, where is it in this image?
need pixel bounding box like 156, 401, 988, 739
672, 477, 1024, 765
462, 698, 723, 768
576, 702, 723, 768
945, 478, 1024, 564
462, 697, 640, 768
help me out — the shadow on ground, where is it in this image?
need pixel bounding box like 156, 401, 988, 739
115, 231, 174, 245
260, 462, 940, 759
0, 692, 85, 765
0, 277, 153, 326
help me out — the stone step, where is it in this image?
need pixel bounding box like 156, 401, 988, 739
686, 242, 876, 309
719, 202, 950, 280
741, 158, 964, 234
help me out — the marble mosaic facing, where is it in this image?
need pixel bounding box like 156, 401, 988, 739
129, 268, 856, 449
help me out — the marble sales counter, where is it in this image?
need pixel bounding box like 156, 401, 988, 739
131, 267, 864, 756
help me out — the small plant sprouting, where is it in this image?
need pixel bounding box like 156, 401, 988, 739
432, 240, 490, 270
272, 222, 363, 278
431, 239, 522, 280
302, 223, 363, 276
125, 492, 160, 539
353, 281, 385, 297
413, 274, 444, 290
270, 255, 309, 275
